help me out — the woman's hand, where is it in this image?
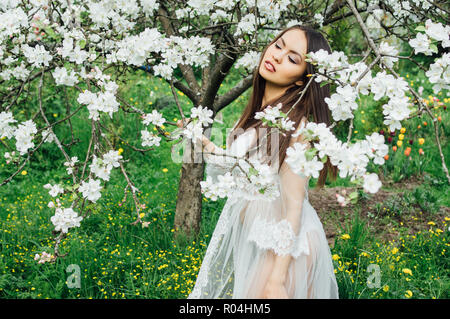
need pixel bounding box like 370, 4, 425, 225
176, 118, 191, 128
262, 280, 289, 299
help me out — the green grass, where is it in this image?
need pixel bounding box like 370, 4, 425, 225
332, 211, 449, 299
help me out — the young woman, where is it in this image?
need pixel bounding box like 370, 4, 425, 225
183, 25, 339, 299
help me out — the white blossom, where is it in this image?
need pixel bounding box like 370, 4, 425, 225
22, 44, 53, 68
190, 105, 213, 127
0, 111, 17, 139
14, 120, 37, 155
50, 207, 83, 233
142, 110, 166, 127
363, 173, 382, 193
64, 156, 79, 175
43, 183, 64, 197
78, 179, 102, 202
141, 130, 161, 147
52, 67, 79, 86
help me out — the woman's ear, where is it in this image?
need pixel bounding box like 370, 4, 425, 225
294, 79, 303, 86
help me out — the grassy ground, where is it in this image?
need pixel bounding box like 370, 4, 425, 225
0, 67, 448, 299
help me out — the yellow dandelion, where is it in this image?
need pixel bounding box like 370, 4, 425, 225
402, 268, 413, 276
391, 247, 399, 254
21, 170, 27, 175
162, 168, 168, 173
405, 290, 413, 298
340, 234, 350, 240
332, 254, 340, 261
427, 221, 436, 226
383, 285, 389, 292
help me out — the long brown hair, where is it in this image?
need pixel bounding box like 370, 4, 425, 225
227, 24, 337, 188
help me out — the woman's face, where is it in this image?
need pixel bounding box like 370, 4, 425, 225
258, 28, 308, 88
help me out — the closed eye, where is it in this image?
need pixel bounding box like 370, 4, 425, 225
274, 43, 297, 64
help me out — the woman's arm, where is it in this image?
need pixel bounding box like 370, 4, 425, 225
262, 117, 310, 298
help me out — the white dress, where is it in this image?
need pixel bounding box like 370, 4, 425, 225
188, 121, 339, 299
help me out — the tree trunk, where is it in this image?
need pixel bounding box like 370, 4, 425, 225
173, 137, 205, 239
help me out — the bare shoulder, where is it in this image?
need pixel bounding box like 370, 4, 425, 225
289, 116, 309, 147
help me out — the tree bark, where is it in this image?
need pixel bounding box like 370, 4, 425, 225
173, 159, 205, 239
173, 136, 206, 239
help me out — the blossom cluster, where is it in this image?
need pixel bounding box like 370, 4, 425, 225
34, 251, 55, 264
408, 19, 450, 56
177, 105, 214, 142
89, 150, 123, 182
200, 158, 280, 202
287, 121, 386, 193
140, 109, 166, 147
76, 69, 120, 121
307, 49, 412, 132
254, 102, 295, 132
234, 50, 261, 71
425, 53, 450, 94
107, 28, 215, 80
50, 207, 83, 234
64, 156, 79, 175
52, 66, 79, 86
0, 112, 38, 156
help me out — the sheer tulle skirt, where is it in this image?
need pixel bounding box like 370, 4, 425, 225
188, 188, 339, 299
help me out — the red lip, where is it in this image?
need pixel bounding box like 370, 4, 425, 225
264, 60, 276, 72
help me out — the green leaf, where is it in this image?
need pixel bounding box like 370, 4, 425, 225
429, 43, 438, 54
305, 148, 317, 161
79, 39, 86, 49
415, 26, 426, 32
248, 166, 258, 176
349, 191, 359, 200
320, 80, 329, 87
321, 155, 328, 163
43, 26, 60, 41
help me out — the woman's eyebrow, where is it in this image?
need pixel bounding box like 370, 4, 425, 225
279, 37, 302, 59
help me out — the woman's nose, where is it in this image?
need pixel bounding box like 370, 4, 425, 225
272, 52, 281, 63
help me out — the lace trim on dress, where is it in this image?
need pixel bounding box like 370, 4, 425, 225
247, 216, 310, 258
